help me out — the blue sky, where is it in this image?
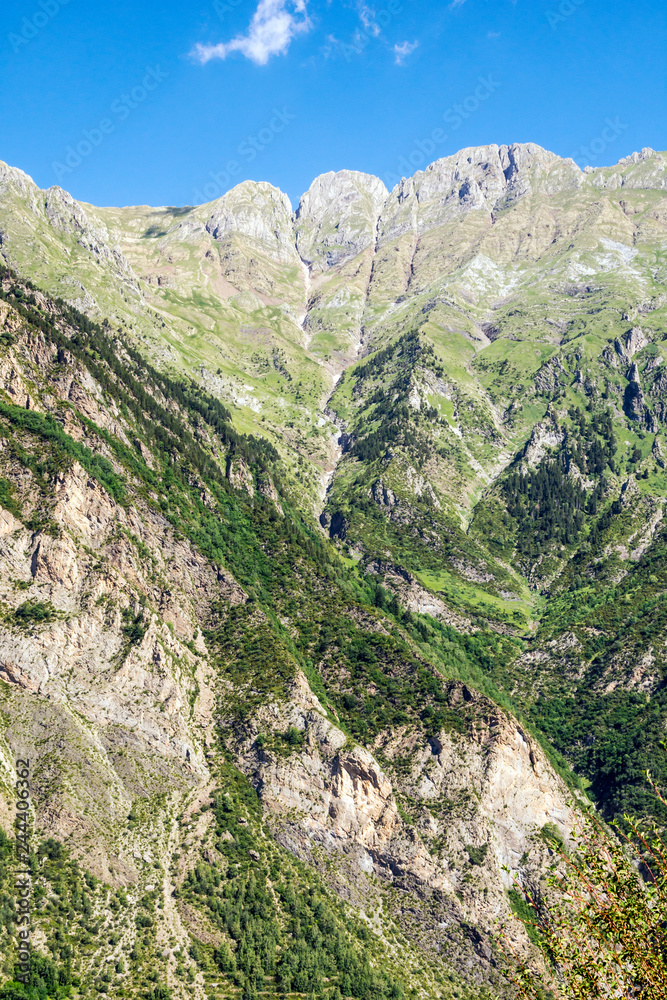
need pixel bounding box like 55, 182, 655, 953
0, 0, 665, 208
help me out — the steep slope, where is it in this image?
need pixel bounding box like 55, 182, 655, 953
2, 143, 667, 995
295, 170, 388, 367
2, 145, 666, 525
0, 270, 580, 998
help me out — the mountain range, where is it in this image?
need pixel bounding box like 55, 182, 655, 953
0, 141, 666, 998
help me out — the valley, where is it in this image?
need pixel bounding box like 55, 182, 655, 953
0, 141, 666, 998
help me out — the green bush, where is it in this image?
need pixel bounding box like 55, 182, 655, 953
13, 600, 57, 626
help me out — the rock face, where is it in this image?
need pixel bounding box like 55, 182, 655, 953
624, 365, 646, 421
295, 170, 387, 271
206, 181, 297, 260
0, 318, 244, 869
378, 143, 572, 243
522, 414, 566, 467
616, 326, 650, 361
44, 185, 138, 288
0, 448, 241, 780
237, 670, 575, 979
593, 147, 667, 190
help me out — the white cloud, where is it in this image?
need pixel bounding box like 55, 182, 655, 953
393, 39, 419, 65
193, 0, 311, 66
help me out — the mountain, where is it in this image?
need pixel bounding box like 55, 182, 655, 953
0, 142, 666, 998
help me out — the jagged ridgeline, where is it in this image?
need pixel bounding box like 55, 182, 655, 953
1, 142, 667, 999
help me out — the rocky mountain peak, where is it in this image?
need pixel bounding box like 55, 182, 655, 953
591, 147, 667, 190
378, 142, 583, 244
295, 169, 388, 272
44, 184, 94, 235
205, 179, 297, 259
617, 146, 658, 166
0, 159, 46, 223
0, 159, 38, 197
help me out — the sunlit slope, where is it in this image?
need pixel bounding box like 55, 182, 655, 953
0, 145, 666, 529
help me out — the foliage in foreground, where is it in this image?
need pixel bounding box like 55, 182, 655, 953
504, 778, 667, 999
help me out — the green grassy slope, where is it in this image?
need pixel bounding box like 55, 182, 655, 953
2, 146, 667, 996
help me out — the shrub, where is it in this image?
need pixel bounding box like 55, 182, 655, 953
503, 777, 667, 998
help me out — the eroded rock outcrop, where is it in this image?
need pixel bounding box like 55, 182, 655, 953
206, 180, 297, 261
233, 669, 577, 978
295, 170, 388, 271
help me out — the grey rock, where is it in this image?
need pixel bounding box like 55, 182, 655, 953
206, 180, 297, 262
295, 170, 388, 272
377, 142, 579, 244
615, 326, 649, 363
